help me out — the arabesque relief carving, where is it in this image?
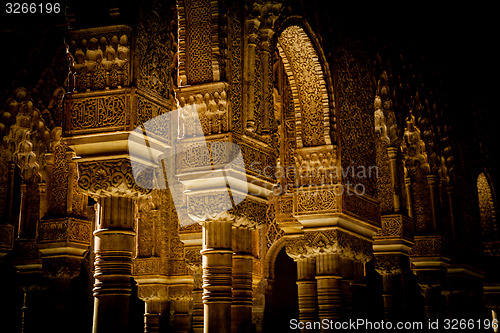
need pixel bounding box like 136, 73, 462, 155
78, 159, 150, 197
277, 25, 330, 148
67, 26, 131, 92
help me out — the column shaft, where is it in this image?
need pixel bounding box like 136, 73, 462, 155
296, 258, 318, 323
316, 253, 342, 321
144, 299, 168, 333
381, 273, 403, 321
92, 196, 135, 333
232, 227, 253, 333
201, 219, 233, 333
174, 299, 190, 333
192, 268, 204, 333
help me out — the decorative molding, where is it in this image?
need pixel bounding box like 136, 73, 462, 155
410, 235, 448, 257
67, 90, 128, 134
0, 224, 15, 254
37, 217, 92, 245
78, 158, 150, 197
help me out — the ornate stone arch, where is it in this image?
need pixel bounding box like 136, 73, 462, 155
264, 236, 286, 282
270, 20, 338, 228
477, 171, 499, 256
275, 23, 333, 149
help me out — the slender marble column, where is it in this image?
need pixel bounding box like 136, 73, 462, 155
144, 299, 168, 333
296, 257, 318, 324
244, 19, 260, 132
427, 175, 439, 232
174, 298, 190, 333
191, 267, 204, 333
260, 28, 273, 133
387, 147, 401, 212
316, 253, 342, 321
200, 214, 233, 333
232, 226, 253, 333
92, 196, 135, 333
381, 272, 403, 321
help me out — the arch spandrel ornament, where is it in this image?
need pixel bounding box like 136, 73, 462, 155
277, 25, 332, 149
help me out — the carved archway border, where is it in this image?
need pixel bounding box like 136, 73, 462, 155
276, 23, 333, 149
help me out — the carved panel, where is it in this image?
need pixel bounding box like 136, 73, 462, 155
184, 247, 202, 269
69, 92, 127, 133
402, 112, 430, 173
0, 150, 10, 220
137, 284, 169, 301
136, 96, 171, 131
179, 222, 202, 234
49, 142, 69, 215
335, 38, 377, 197
374, 254, 407, 275
0, 224, 15, 253
136, 197, 157, 258
376, 214, 413, 240
42, 256, 83, 279
341, 193, 381, 227
239, 141, 276, 182
375, 138, 396, 214
285, 236, 309, 260
177, 85, 229, 138
410, 167, 433, 233
179, 0, 219, 84
37, 219, 68, 242
168, 284, 193, 300
232, 195, 268, 228
477, 172, 498, 244
276, 195, 293, 218
410, 235, 448, 257
67, 219, 92, 244
133, 258, 161, 275
177, 136, 248, 174
137, 1, 176, 99
228, 10, 243, 134
67, 25, 132, 92
37, 217, 91, 245
294, 146, 337, 186
265, 200, 283, 249
294, 186, 339, 215
187, 191, 234, 221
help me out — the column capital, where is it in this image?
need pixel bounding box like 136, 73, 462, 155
374, 254, 407, 276
137, 283, 169, 302
426, 174, 439, 186
386, 146, 399, 160
77, 158, 150, 198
